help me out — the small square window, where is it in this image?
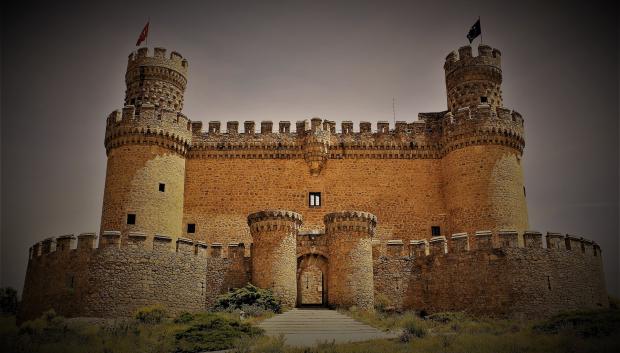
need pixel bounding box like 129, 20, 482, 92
159, 183, 166, 192
187, 223, 196, 233
480, 96, 488, 103
309, 192, 321, 208
127, 214, 136, 225
431, 226, 441, 236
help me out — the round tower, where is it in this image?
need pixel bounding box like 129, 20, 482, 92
441, 45, 528, 245
444, 45, 502, 112
248, 210, 303, 308
324, 211, 376, 310
101, 47, 192, 243
125, 47, 188, 111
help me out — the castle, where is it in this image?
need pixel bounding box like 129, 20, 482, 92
19, 44, 608, 322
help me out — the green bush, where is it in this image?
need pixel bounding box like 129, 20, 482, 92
174, 312, 195, 324
18, 309, 74, 345
374, 292, 394, 313
400, 317, 427, 342
0, 287, 19, 315
134, 304, 166, 324
215, 284, 281, 314
533, 309, 620, 338
174, 312, 263, 352
425, 311, 467, 323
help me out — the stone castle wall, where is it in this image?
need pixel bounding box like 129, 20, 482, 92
19, 233, 250, 323
373, 232, 608, 318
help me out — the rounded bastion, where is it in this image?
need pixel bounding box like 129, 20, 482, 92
324, 211, 377, 310
248, 210, 303, 308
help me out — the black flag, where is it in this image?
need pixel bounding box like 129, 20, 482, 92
467, 19, 481, 43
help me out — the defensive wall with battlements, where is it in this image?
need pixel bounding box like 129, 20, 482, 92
20, 219, 607, 321
19, 232, 249, 322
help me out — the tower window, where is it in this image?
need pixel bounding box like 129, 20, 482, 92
309, 192, 321, 208
127, 214, 136, 225
431, 226, 441, 236
187, 223, 196, 233
159, 183, 166, 192
480, 96, 488, 103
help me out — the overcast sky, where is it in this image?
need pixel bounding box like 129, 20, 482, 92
1, 0, 618, 296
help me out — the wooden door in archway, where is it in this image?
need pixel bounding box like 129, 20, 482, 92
296, 253, 328, 307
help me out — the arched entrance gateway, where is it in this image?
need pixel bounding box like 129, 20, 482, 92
248, 210, 376, 310
297, 253, 328, 306
296, 229, 329, 307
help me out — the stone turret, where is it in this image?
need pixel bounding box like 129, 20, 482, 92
125, 47, 188, 111
444, 44, 502, 112
100, 47, 191, 244
324, 211, 376, 310
440, 45, 528, 243
248, 210, 303, 308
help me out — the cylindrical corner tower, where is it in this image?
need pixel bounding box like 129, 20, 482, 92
441, 45, 528, 243
325, 211, 376, 310
444, 44, 503, 112
101, 47, 192, 243
248, 210, 302, 308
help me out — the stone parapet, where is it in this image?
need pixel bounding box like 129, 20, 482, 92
410, 239, 429, 258
498, 230, 519, 248
56, 234, 75, 252
523, 231, 543, 248
429, 236, 447, 255
546, 232, 565, 250
247, 210, 303, 233
323, 211, 377, 237
450, 233, 469, 253
104, 104, 192, 156
475, 230, 493, 250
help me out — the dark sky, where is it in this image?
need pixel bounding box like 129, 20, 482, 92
2, 0, 619, 296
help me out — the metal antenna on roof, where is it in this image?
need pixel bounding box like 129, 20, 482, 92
392, 97, 396, 126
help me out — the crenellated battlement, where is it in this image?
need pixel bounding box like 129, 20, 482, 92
369, 230, 601, 259
27, 231, 249, 261
440, 104, 525, 154
127, 47, 188, 78
247, 210, 304, 234
104, 103, 193, 155
444, 44, 502, 75
324, 211, 377, 236
184, 110, 524, 160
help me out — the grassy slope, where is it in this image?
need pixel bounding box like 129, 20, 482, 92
1, 308, 619, 353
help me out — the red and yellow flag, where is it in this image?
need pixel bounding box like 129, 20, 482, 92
136, 21, 149, 46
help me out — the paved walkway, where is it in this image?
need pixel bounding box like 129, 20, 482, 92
257, 308, 399, 347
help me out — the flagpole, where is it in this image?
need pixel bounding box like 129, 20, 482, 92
147, 17, 150, 47
479, 16, 482, 45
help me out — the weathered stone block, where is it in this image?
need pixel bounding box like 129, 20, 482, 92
100, 231, 121, 249
429, 236, 447, 255
410, 239, 428, 258
545, 232, 565, 250
386, 240, 404, 257
450, 233, 469, 252
475, 231, 493, 250
498, 230, 518, 248
523, 231, 543, 248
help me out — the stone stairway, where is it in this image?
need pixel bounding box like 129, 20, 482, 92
257, 308, 399, 347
